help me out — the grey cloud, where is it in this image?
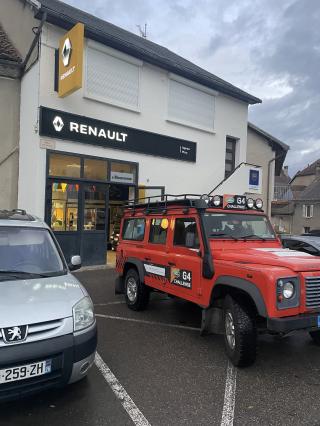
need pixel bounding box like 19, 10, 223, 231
64, 0, 320, 176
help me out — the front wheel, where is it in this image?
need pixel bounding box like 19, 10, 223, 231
223, 295, 257, 367
125, 268, 150, 311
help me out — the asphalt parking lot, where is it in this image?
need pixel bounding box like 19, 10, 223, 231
2, 268, 320, 425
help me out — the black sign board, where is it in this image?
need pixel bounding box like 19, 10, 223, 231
39, 107, 197, 162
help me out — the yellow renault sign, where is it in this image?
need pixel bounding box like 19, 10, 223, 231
58, 23, 84, 98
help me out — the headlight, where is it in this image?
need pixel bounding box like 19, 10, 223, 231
277, 277, 300, 309
283, 281, 295, 299
73, 296, 95, 331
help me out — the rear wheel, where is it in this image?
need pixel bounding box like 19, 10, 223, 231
125, 268, 150, 311
309, 330, 320, 345
223, 295, 257, 367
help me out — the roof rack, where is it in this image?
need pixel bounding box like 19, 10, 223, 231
0, 209, 35, 221
123, 193, 264, 214
124, 194, 209, 215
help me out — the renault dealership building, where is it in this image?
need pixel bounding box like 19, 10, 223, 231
0, 0, 288, 265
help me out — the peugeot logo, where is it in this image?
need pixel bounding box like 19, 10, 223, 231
2, 325, 28, 344
62, 37, 72, 67
53, 116, 64, 132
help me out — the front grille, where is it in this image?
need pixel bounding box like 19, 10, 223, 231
305, 277, 320, 309
0, 319, 64, 345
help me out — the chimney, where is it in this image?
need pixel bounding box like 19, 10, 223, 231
283, 166, 288, 176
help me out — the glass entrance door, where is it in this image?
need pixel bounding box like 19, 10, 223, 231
47, 181, 81, 265
47, 181, 108, 266
81, 184, 108, 265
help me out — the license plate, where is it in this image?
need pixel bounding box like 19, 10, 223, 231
0, 360, 52, 384
318, 315, 320, 328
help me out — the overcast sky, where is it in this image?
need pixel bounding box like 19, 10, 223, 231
65, 0, 320, 176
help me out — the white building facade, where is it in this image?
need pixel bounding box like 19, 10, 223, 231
1, 0, 264, 265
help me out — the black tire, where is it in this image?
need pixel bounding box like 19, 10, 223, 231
309, 330, 320, 345
223, 295, 257, 367
124, 268, 150, 311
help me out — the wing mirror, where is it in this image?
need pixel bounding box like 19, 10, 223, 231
69, 255, 82, 271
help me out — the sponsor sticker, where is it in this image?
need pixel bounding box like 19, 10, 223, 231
255, 248, 312, 257
170, 268, 192, 289
144, 264, 166, 277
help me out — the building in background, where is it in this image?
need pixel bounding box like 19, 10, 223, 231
272, 160, 320, 235
0, 24, 22, 210
247, 122, 289, 215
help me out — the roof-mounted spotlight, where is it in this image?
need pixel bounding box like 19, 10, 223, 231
255, 198, 263, 210
200, 194, 210, 204
246, 198, 254, 209
212, 195, 222, 207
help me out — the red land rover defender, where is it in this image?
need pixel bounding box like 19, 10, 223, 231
115, 194, 320, 367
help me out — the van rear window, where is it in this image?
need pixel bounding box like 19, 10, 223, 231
122, 219, 145, 241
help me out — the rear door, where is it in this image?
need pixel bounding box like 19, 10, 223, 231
142, 217, 170, 291
166, 216, 203, 302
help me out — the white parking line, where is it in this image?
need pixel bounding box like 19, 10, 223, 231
220, 361, 237, 426
95, 313, 200, 331
96, 313, 237, 425
95, 352, 151, 426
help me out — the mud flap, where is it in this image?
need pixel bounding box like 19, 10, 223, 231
200, 307, 224, 335
115, 276, 125, 294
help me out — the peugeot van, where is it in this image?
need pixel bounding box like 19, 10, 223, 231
0, 210, 97, 401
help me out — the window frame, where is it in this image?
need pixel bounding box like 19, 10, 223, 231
225, 136, 237, 179
303, 204, 314, 219
122, 218, 146, 241
148, 218, 168, 245
173, 217, 200, 249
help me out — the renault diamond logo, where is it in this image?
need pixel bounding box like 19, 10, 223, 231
53, 116, 64, 132
62, 37, 72, 67
2, 325, 28, 344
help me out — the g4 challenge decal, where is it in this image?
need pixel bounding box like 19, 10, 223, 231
170, 268, 192, 289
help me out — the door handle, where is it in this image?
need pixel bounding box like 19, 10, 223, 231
168, 261, 176, 266
136, 244, 143, 248
144, 257, 151, 261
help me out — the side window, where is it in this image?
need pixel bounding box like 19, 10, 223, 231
149, 218, 168, 244
122, 218, 145, 241
174, 218, 200, 248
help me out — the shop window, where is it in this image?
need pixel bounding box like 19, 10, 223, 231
85, 45, 141, 111
225, 137, 237, 178
168, 78, 215, 131
122, 218, 145, 241
84, 158, 108, 181
138, 186, 164, 203
174, 218, 200, 248
51, 182, 79, 231
83, 185, 106, 231
149, 218, 168, 244
110, 162, 137, 185
49, 153, 81, 178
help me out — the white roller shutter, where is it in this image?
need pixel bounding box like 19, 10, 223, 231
168, 79, 215, 131
85, 46, 140, 111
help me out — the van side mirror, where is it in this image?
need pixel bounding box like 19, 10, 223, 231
69, 255, 82, 271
